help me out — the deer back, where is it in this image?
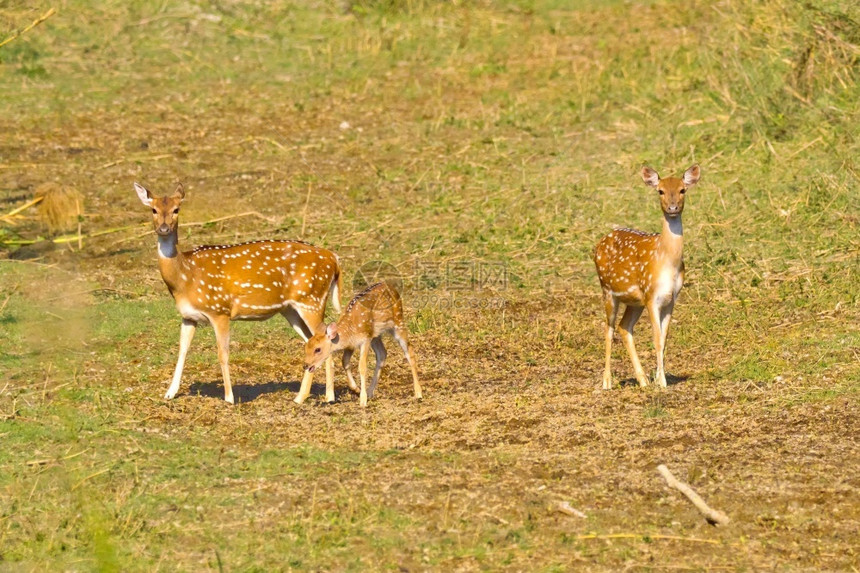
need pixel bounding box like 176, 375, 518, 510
339, 282, 403, 341
174, 240, 339, 320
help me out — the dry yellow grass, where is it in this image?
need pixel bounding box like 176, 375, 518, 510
33, 182, 83, 234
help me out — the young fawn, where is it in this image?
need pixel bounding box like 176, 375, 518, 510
593, 164, 701, 389
135, 182, 342, 404
303, 281, 422, 407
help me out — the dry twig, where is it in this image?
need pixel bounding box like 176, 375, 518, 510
657, 464, 730, 526
300, 182, 313, 237
555, 501, 587, 518
0, 197, 43, 225
71, 467, 112, 490
0, 224, 138, 247
0, 7, 57, 49
576, 533, 720, 545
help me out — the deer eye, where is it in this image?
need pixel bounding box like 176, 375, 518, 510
658, 190, 665, 196
680, 189, 686, 194
151, 208, 157, 214
173, 208, 180, 214
314, 348, 321, 354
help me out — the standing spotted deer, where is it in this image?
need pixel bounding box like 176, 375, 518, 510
135, 182, 342, 404
303, 282, 422, 407
593, 164, 701, 389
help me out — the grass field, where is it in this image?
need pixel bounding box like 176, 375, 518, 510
1, 0, 859, 570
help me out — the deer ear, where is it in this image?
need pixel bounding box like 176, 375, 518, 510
172, 183, 186, 201
134, 182, 153, 207
683, 164, 701, 186
641, 166, 660, 188
326, 323, 339, 341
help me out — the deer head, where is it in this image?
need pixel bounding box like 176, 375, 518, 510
304, 323, 340, 373
641, 165, 700, 218
135, 182, 186, 236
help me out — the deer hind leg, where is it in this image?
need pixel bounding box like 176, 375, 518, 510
342, 349, 359, 393
393, 327, 422, 400
368, 337, 387, 400
602, 292, 620, 390
358, 341, 370, 407
211, 316, 234, 404
165, 319, 196, 400
619, 305, 649, 387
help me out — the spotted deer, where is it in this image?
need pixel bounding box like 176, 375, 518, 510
593, 164, 701, 389
303, 281, 422, 407
135, 182, 342, 404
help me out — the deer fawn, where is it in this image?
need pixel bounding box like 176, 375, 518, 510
135, 182, 342, 404
303, 281, 422, 407
593, 164, 701, 389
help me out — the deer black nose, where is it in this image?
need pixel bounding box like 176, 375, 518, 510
157, 224, 171, 235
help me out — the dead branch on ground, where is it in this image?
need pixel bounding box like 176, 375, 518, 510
657, 464, 730, 526
0, 8, 57, 49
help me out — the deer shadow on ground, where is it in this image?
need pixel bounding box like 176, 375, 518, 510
187, 380, 356, 403
104, 247, 140, 257
617, 373, 689, 388
665, 373, 688, 386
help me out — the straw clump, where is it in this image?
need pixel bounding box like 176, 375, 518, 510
34, 182, 84, 234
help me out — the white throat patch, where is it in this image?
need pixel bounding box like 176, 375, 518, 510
157, 235, 178, 258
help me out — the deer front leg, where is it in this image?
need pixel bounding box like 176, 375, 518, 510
656, 301, 675, 387
342, 349, 358, 392
165, 319, 196, 400
211, 316, 234, 404
325, 354, 335, 403
602, 293, 619, 390
294, 369, 313, 404
359, 341, 370, 407
649, 302, 667, 388
289, 307, 317, 404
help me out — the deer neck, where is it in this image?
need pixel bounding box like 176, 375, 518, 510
659, 213, 684, 269
156, 230, 188, 293
332, 322, 364, 352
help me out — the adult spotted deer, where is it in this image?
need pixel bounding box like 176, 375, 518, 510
593, 164, 701, 389
303, 282, 422, 407
135, 182, 342, 404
